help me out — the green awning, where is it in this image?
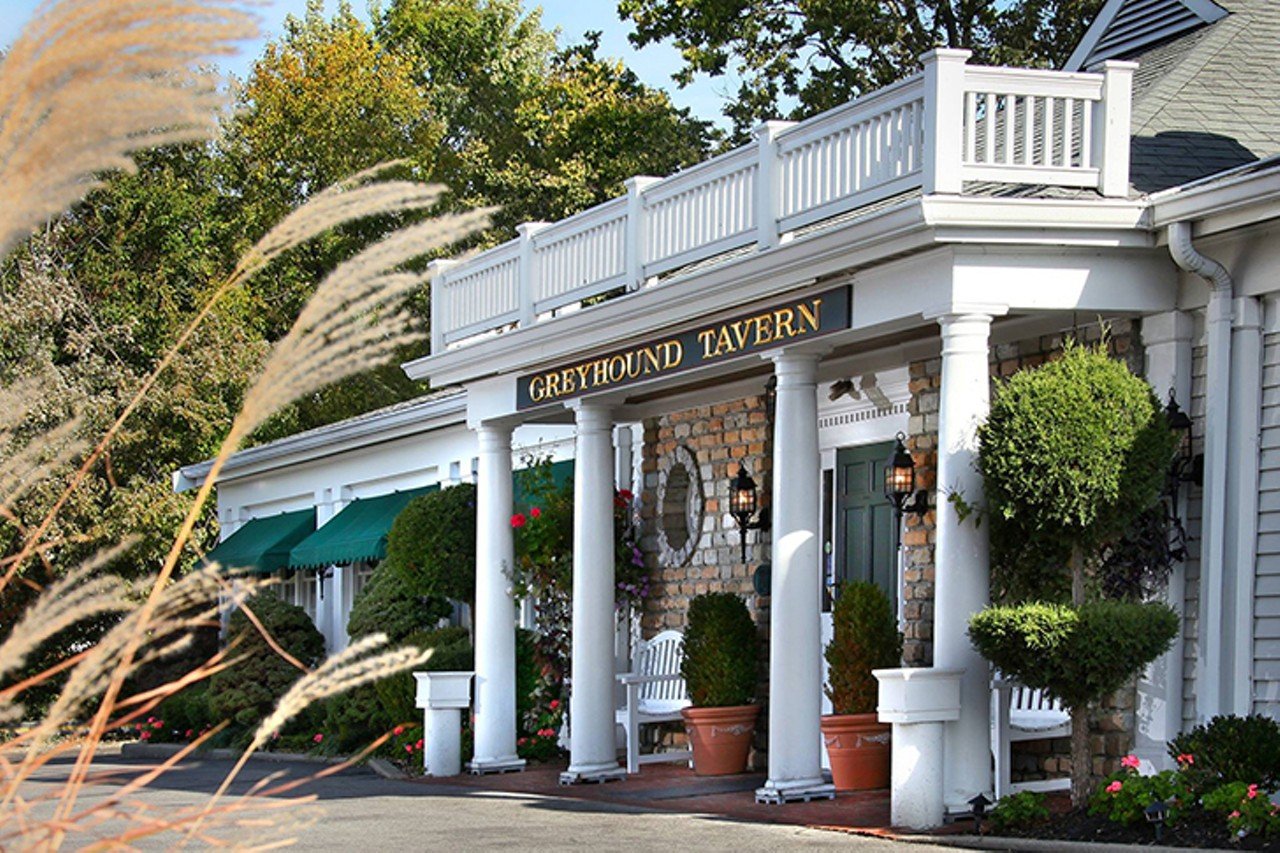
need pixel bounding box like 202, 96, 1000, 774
513, 459, 574, 511
204, 508, 315, 575
287, 486, 437, 570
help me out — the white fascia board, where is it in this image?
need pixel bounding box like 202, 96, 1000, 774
921, 195, 1151, 245
1149, 166, 1280, 235
403, 198, 935, 388
173, 392, 467, 492
951, 246, 1176, 314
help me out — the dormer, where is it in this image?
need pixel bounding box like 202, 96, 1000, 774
1065, 0, 1228, 70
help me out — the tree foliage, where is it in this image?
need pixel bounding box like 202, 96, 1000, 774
619, 0, 1106, 139
384, 485, 477, 606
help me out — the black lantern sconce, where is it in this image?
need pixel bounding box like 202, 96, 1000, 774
885, 433, 929, 518
1165, 392, 1203, 500
730, 465, 771, 562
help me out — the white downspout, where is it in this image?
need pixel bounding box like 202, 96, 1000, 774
1167, 221, 1232, 720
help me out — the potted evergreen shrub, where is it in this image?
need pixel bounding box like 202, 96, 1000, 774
679, 592, 760, 775
822, 580, 902, 790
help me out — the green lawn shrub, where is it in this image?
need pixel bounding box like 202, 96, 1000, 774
1168, 715, 1280, 794
384, 484, 476, 605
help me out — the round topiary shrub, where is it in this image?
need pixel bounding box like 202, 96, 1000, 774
681, 592, 758, 707
825, 581, 902, 715
979, 340, 1177, 600
346, 563, 452, 643
384, 484, 476, 606
208, 594, 326, 737
1168, 714, 1280, 794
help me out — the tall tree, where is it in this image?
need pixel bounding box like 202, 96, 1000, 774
619, 0, 1106, 140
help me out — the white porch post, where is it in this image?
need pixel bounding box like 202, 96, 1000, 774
469, 423, 525, 774
1227, 297, 1263, 716
562, 402, 626, 783
1138, 310, 1193, 768
932, 310, 995, 811
756, 352, 835, 804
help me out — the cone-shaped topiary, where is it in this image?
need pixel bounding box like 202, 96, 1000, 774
825, 581, 902, 715
681, 592, 758, 707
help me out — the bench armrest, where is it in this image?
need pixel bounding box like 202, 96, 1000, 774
617, 672, 684, 686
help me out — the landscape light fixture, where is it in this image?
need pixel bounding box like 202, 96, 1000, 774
885, 433, 928, 518
730, 465, 770, 562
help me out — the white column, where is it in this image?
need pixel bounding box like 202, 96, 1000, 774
1227, 297, 1263, 716
562, 402, 626, 783
756, 352, 834, 804
1138, 310, 1193, 767
469, 423, 525, 774
932, 311, 994, 811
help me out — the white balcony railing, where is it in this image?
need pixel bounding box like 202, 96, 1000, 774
430, 49, 1135, 353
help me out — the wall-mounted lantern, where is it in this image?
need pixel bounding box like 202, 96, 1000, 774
1165, 392, 1203, 499
730, 465, 770, 562
884, 432, 929, 519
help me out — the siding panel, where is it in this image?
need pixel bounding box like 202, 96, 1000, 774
1256, 331, 1280, 716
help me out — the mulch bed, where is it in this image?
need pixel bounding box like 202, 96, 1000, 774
989, 806, 1279, 850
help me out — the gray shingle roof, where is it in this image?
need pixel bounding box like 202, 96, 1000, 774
1125, 0, 1280, 191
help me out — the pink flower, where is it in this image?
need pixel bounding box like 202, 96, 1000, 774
1247, 784, 1259, 800
393, 725, 406, 736
152, 721, 163, 729
313, 733, 324, 744
517, 737, 528, 746
530, 507, 542, 519
185, 729, 193, 738
1106, 781, 1123, 794
140, 731, 151, 741
549, 699, 560, 710
405, 744, 414, 753
1176, 753, 1194, 766
1230, 810, 1241, 819
510, 513, 527, 529
1120, 754, 1141, 770
416, 739, 424, 749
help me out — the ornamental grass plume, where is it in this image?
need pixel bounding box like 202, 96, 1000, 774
0, 0, 490, 846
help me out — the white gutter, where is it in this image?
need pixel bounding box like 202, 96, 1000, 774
1166, 221, 1238, 720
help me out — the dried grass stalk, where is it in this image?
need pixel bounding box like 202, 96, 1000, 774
0, 0, 258, 257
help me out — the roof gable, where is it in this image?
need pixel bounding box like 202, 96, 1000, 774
1066, 0, 1228, 70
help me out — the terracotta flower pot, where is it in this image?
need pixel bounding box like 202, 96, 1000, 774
681, 704, 759, 776
821, 712, 891, 791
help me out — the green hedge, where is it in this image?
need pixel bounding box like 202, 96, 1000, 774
347, 563, 451, 643
384, 484, 476, 605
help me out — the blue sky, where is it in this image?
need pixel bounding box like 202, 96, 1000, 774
0, 0, 736, 128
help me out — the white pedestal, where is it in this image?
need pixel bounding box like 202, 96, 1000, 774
415, 671, 474, 777
874, 667, 962, 830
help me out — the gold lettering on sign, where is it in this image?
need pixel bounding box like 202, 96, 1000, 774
521, 295, 828, 405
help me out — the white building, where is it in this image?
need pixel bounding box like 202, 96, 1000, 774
181, 0, 1280, 828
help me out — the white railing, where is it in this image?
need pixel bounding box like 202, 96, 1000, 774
430, 49, 1135, 353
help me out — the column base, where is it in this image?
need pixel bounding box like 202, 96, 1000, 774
559, 764, 627, 785
754, 779, 836, 805
467, 756, 526, 775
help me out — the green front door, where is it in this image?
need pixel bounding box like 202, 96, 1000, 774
834, 442, 898, 604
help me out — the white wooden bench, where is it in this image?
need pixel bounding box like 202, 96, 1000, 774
991, 674, 1072, 799
615, 630, 692, 774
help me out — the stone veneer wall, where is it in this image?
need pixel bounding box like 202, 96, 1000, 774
902, 317, 1145, 784
639, 393, 774, 766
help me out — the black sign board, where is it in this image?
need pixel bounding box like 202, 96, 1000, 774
516, 286, 850, 410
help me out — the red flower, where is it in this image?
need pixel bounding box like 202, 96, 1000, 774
140, 731, 151, 741
1106, 781, 1122, 794
416, 739, 424, 749
405, 744, 414, 753
548, 699, 560, 710
152, 721, 163, 729
617, 489, 633, 501
1120, 754, 1140, 770
313, 733, 324, 744
510, 513, 527, 529
1176, 753, 1194, 766
530, 506, 542, 519
1247, 784, 1259, 800
393, 724, 406, 736
185, 729, 193, 738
